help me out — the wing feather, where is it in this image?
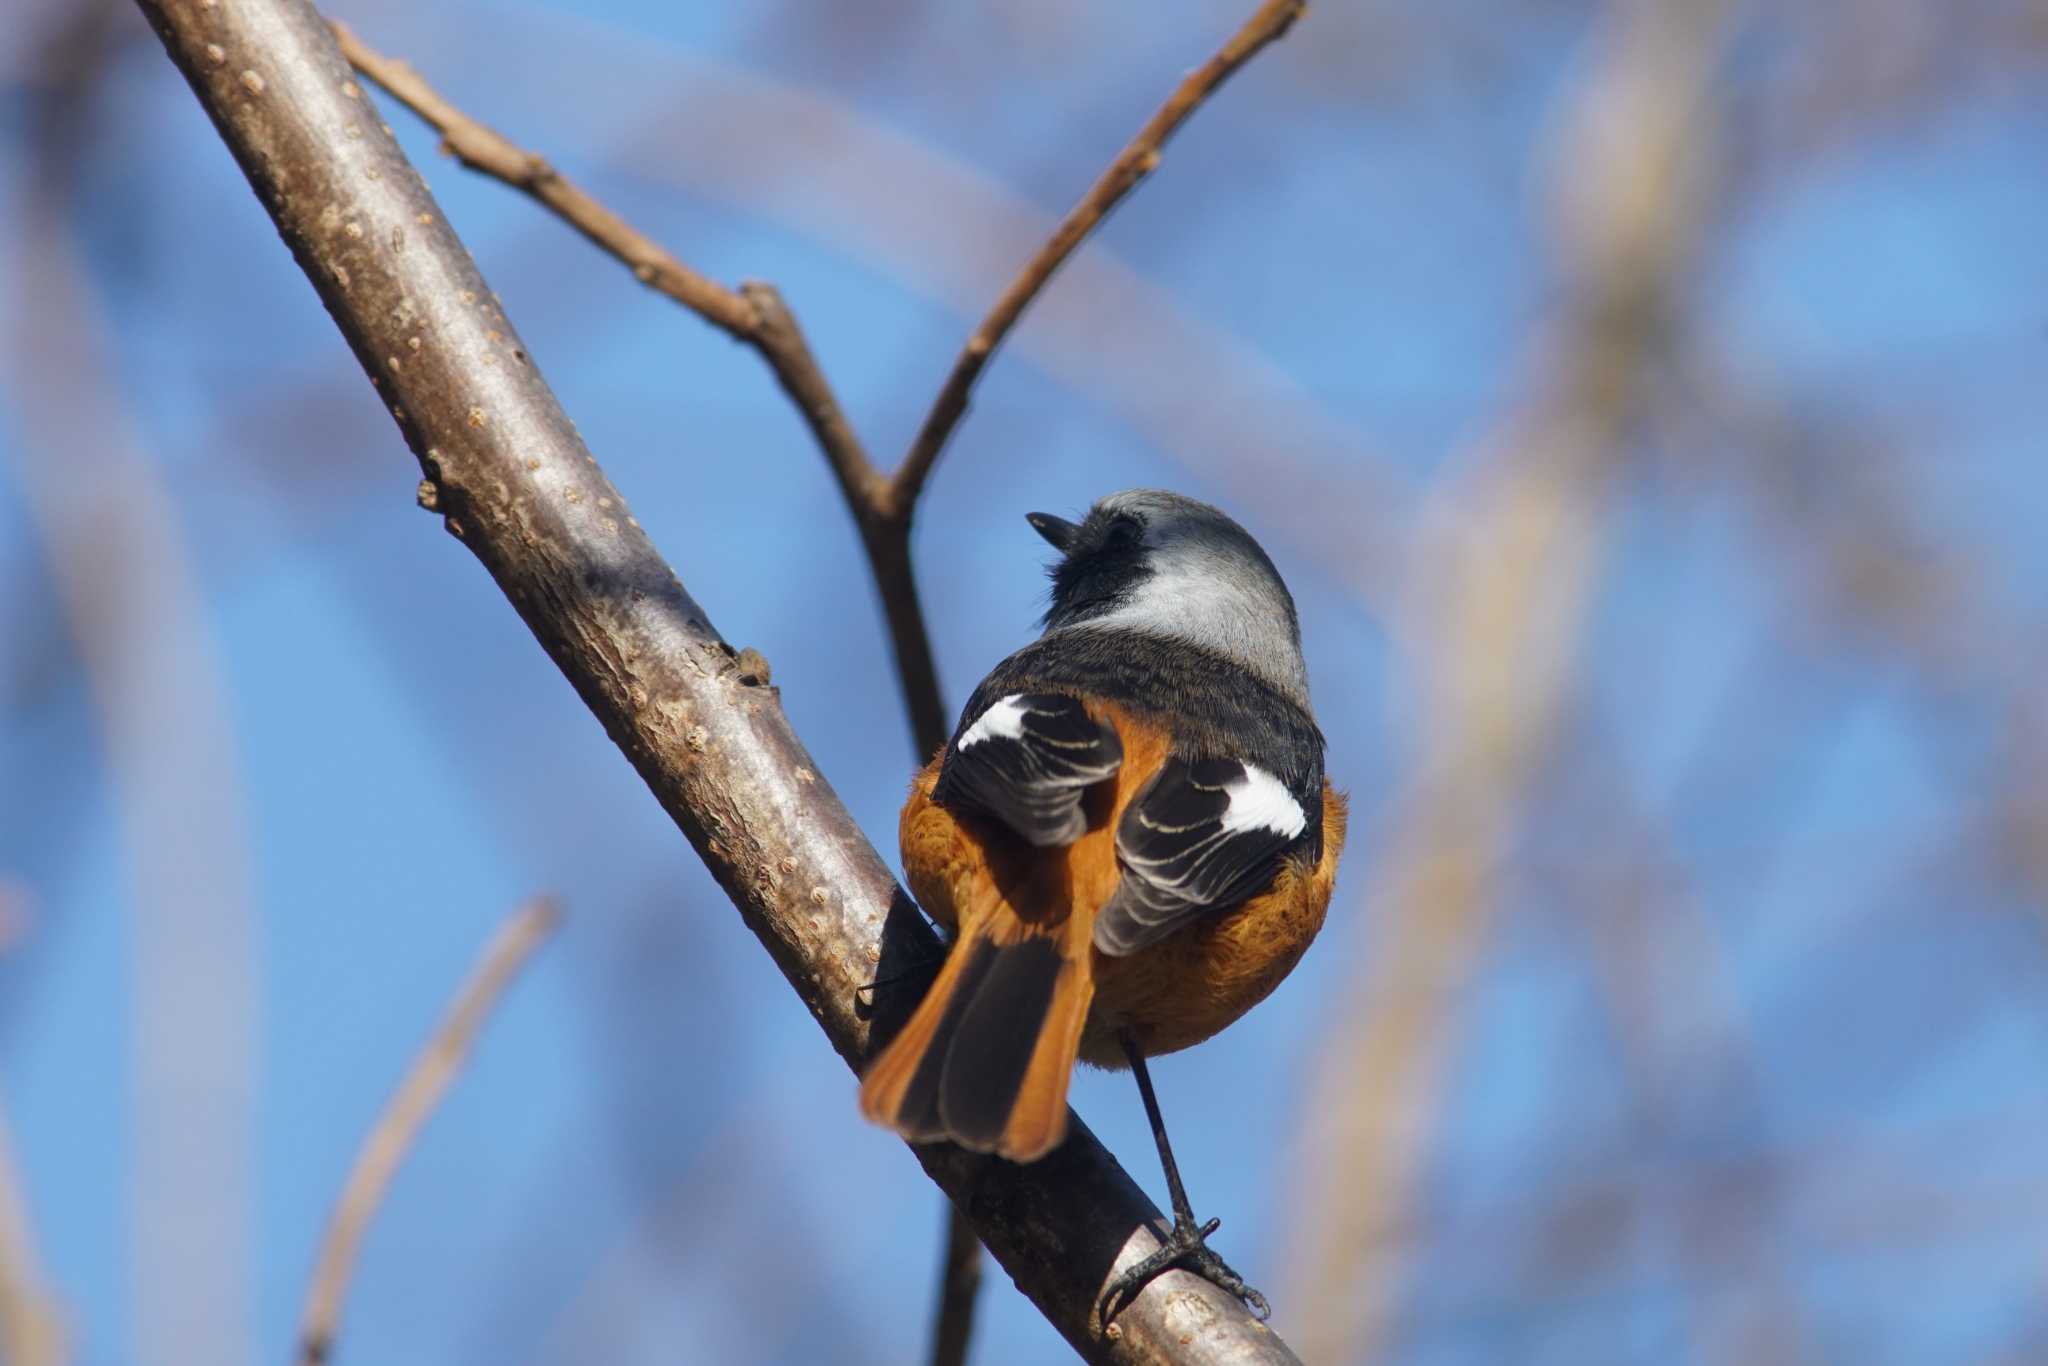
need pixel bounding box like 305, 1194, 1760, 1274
934, 693, 1123, 846
1093, 755, 1312, 956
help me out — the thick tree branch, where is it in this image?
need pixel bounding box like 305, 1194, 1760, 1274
296, 898, 560, 1366
131, 0, 1297, 1358
890, 0, 1306, 514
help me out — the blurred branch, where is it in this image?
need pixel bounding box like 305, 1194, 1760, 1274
297, 898, 559, 1366
133, 0, 1297, 1358
1667, 353, 2048, 913
927, 1207, 983, 1366
0, 1101, 64, 1366
1286, 1, 1735, 1359
9, 10, 258, 1358
893, 0, 1305, 512
1541, 706, 1814, 1359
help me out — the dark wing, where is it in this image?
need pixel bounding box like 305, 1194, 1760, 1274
934, 693, 1123, 847
1093, 755, 1314, 957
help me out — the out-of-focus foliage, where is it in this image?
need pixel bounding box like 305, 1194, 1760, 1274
2, 1, 2045, 1363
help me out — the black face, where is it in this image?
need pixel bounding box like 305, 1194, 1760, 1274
1029, 506, 1151, 629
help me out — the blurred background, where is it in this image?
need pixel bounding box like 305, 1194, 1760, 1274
4, 0, 2047, 1362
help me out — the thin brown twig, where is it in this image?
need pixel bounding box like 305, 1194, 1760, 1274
889, 0, 1307, 517
736, 282, 951, 755
330, 22, 756, 338
330, 21, 883, 513
329, 20, 958, 752
295, 899, 560, 1366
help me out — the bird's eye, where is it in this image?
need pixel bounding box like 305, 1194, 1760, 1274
1104, 515, 1143, 549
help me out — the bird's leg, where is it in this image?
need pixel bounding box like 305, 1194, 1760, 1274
1099, 1029, 1270, 1321
853, 935, 953, 1007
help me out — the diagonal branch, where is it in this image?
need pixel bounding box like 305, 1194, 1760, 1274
132, 0, 1298, 1359
889, 0, 1306, 516
296, 898, 560, 1366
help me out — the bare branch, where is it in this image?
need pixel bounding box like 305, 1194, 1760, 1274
9, 16, 258, 1354
329, 22, 960, 755
737, 281, 950, 754
890, 0, 1307, 516
330, 21, 755, 339
132, 0, 1297, 1357
330, 21, 889, 509
296, 898, 559, 1366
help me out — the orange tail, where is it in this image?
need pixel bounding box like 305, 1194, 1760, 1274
860, 900, 1094, 1162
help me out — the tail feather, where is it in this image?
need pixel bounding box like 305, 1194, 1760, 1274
860, 912, 1092, 1161
995, 949, 1094, 1160
859, 930, 995, 1142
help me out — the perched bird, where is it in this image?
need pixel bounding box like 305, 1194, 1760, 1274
860, 488, 1346, 1315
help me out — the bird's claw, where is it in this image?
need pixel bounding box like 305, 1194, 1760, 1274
1101, 1213, 1269, 1323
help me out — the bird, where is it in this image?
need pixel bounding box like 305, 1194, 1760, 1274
859, 488, 1346, 1317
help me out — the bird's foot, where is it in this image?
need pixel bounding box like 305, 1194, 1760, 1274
853, 947, 949, 1008
1101, 1212, 1269, 1322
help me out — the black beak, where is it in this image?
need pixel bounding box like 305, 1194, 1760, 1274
1026, 511, 1080, 552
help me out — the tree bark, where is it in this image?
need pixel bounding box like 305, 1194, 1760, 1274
127, 0, 1301, 1360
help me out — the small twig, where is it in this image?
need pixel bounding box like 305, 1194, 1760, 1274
331, 22, 754, 339
295, 899, 560, 1366
330, 21, 884, 507
889, 0, 1307, 517
330, 22, 958, 747
737, 283, 950, 754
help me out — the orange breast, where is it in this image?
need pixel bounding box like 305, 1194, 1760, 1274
898, 703, 1347, 1068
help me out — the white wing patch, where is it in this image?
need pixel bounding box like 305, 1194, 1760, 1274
1220, 764, 1307, 839
958, 693, 1028, 749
